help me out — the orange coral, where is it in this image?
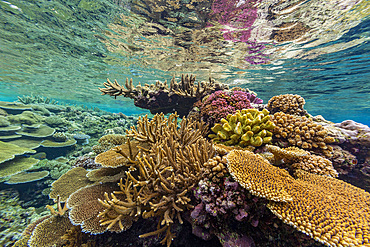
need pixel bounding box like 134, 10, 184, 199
226, 150, 293, 202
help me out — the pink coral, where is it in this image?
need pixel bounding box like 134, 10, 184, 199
198, 90, 261, 126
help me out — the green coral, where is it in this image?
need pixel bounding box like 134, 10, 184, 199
209, 108, 275, 147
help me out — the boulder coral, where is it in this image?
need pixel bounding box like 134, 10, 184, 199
271, 112, 335, 157
267, 94, 307, 116
209, 108, 275, 147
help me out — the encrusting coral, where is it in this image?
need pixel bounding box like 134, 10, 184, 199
266, 145, 339, 177
271, 112, 335, 157
99, 74, 229, 116
226, 149, 370, 247
267, 94, 307, 116
209, 108, 275, 147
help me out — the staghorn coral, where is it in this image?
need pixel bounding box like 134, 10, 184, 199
271, 112, 335, 157
96, 113, 215, 246
209, 108, 275, 147
196, 90, 261, 127
266, 145, 338, 177
267, 94, 307, 116
99, 74, 229, 116
226, 150, 293, 202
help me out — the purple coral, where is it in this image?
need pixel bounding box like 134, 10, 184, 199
198, 90, 262, 126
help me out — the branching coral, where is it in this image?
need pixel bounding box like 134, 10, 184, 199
271, 112, 335, 157
209, 108, 275, 147
99, 74, 229, 116
97, 113, 215, 246
196, 90, 261, 127
267, 94, 307, 116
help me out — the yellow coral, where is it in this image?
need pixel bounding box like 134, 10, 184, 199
226, 149, 370, 247
271, 112, 335, 157
268, 170, 370, 247
226, 150, 293, 202
209, 109, 275, 147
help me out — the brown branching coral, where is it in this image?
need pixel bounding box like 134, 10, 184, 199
99, 74, 229, 116
202, 155, 228, 183
97, 114, 215, 246
267, 94, 307, 116
271, 112, 335, 157
266, 145, 338, 177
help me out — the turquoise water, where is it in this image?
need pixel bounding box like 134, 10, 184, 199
0, 0, 369, 124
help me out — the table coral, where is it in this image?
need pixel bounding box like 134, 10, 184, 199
226, 149, 370, 247
209, 108, 275, 147
196, 90, 261, 127
271, 112, 335, 157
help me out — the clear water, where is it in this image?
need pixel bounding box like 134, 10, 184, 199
0, 0, 369, 124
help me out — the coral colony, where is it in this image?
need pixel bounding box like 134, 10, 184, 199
8, 73, 370, 247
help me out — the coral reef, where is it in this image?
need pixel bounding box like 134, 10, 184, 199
209, 109, 275, 147
195, 90, 261, 127
100, 74, 229, 116
17, 95, 59, 105
271, 112, 335, 157
267, 94, 307, 116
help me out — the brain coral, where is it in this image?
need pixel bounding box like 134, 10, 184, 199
271, 112, 335, 157
197, 90, 261, 126
267, 94, 307, 116
209, 108, 275, 147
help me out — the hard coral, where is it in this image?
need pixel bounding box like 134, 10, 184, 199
197, 90, 261, 127
266, 145, 338, 177
271, 112, 335, 157
209, 108, 275, 147
100, 74, 229, 116
226, 149, 370, 247
226, 150, 293, 202
97, 113, 215, 247
267, 94, 307, 116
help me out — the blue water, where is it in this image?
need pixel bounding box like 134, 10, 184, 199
0, 0, 369, 125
